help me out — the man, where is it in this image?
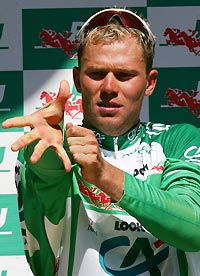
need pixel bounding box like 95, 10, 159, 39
2, 8, 200, 276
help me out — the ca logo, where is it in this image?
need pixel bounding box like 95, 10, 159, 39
99, 236, 169, 275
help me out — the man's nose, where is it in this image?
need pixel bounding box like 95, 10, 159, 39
100, 72, 119, 94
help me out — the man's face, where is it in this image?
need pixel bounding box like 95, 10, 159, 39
73, 36, 157, 136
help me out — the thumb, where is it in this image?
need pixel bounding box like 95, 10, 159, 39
39, 80, 71, 125
57, 80, 71, 109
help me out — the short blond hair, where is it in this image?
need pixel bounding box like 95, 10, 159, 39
77, 21, 155, 74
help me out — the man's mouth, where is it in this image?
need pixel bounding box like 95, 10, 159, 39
97, 101, 122, 114
97, 101, 122, 108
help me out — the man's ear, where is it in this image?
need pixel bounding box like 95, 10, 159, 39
145, 69, 158, 96
73, 66, 81, 93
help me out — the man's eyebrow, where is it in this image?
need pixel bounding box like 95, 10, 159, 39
85, 66, 137, 73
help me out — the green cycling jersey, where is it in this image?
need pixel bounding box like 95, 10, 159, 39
16, 122, 200, 276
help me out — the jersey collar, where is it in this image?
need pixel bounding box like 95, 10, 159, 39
82, 121, 141, 151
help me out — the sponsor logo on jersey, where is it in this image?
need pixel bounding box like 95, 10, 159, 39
184, 146, 200, 164
99, 236, 169, 275
78, 180, 112, 208
134, 164, 149, 176
114, 220, 146, 232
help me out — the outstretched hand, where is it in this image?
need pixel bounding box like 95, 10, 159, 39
2, 80, 72, 171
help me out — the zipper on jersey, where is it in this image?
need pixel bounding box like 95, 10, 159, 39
113, 137, 118, 158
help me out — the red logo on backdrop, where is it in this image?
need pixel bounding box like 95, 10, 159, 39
39, 29, 77, 57
40, 90, 57, 105
65, 94, 83, 119
164, 88, 200, 117
39, 91, 83, 119
163, 28, 200, 55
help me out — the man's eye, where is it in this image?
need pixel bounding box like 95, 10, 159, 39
115, 73, 134, 81
88, 71, 105, 80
